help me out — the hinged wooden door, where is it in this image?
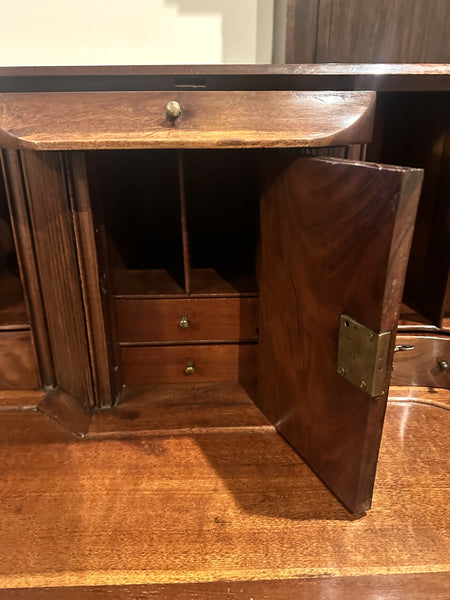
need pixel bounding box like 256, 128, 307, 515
258, 156, 423, 513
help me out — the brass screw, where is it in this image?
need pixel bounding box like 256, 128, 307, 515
166, 100, 182, 119
337, 367, 345, 376
438, 360, 449, 373
185, 361, 195, 375
178, 316, 190, 329
360, 380, 367, 391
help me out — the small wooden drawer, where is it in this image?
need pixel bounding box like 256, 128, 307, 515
117, 297, 258, 343
392, 334, 450, 388
0, 90, 375, 150
122, 343, 257, 385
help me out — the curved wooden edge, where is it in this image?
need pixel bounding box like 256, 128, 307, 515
0, 90, 375, 150
38, 389, 92, 437
389, 386, 450, 411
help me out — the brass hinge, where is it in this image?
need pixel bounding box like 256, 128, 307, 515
337, 315, 391, 397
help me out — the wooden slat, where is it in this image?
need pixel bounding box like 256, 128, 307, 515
0, 149, 54, 387
20, 151, 93, 407
258, 156, 423, 513
122, 343, 257, 385
1, 573, 450, 599
66, 152, 124, 408
0, 91, 375, 150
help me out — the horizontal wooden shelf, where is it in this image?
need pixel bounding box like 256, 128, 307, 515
0, 90, 375, 150
89, 382, 270, 437
115, 269, 258, 299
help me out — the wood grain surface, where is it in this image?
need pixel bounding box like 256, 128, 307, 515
2, 572, 450, 599
20, 151, 94, 406
117, 297, 258, 343
389, 385, 450, 411
258, 156, 423, 512
122, 344, 257, 385
0, 91, 375, 150
0, 330, 38, 389
67, 152, 124, 408
0, 149, 55, 387
0, 64, 449, 94
89, 382, 272, 437
0, 272, 28, 329
314, 0, 450, 63
0, 400, 448, 591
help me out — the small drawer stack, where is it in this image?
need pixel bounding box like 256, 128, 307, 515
117, 297, 259, 384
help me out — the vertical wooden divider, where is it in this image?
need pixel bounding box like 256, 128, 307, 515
0, 149, 55, 388
66, 152, 125, 409
178, 150, 191, 295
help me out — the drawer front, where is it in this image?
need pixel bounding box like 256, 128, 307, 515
0, 90, 375, 150
117, 298, 258, 343
392, 334, 450, 388
0, 330, 39, 389
122, 344, 257, 384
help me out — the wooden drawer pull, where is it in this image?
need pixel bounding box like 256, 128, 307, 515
185, 361, 195, 375
166, 100, 182, 120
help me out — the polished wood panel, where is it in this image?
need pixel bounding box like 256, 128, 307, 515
392, 334, 450, 388
122, 344, 257, 385
89, 382, 272, 437
258, 156, 422, 513
284, 0, 319, 63
0, 401, 448, 590
117, 297, 258, 344
20, 151, 93, 406
67, 152, 123, 408
389, 385, 450, 411
0, 91, 375, 150
0, 150, 54, 386
368, 93, 450, 326
2, 572, 450, 599
38, 389, 92, 437
0, 64, 449, 93
285, 0, 450, 64
0, 330, 38, 389
0, 389, 46, 410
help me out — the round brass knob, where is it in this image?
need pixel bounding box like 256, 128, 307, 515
166, 100, 182, 120
185, 361, 195, 375
178, 316, 190, 329
438, 360, 449, 373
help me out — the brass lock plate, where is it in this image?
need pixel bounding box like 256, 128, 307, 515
337, 315, 391, 397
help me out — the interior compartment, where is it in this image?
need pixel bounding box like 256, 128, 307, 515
88, 149, 186, 297
87, 148, 261, 394
0, 171, 28, 330
183, 150, 260, 296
